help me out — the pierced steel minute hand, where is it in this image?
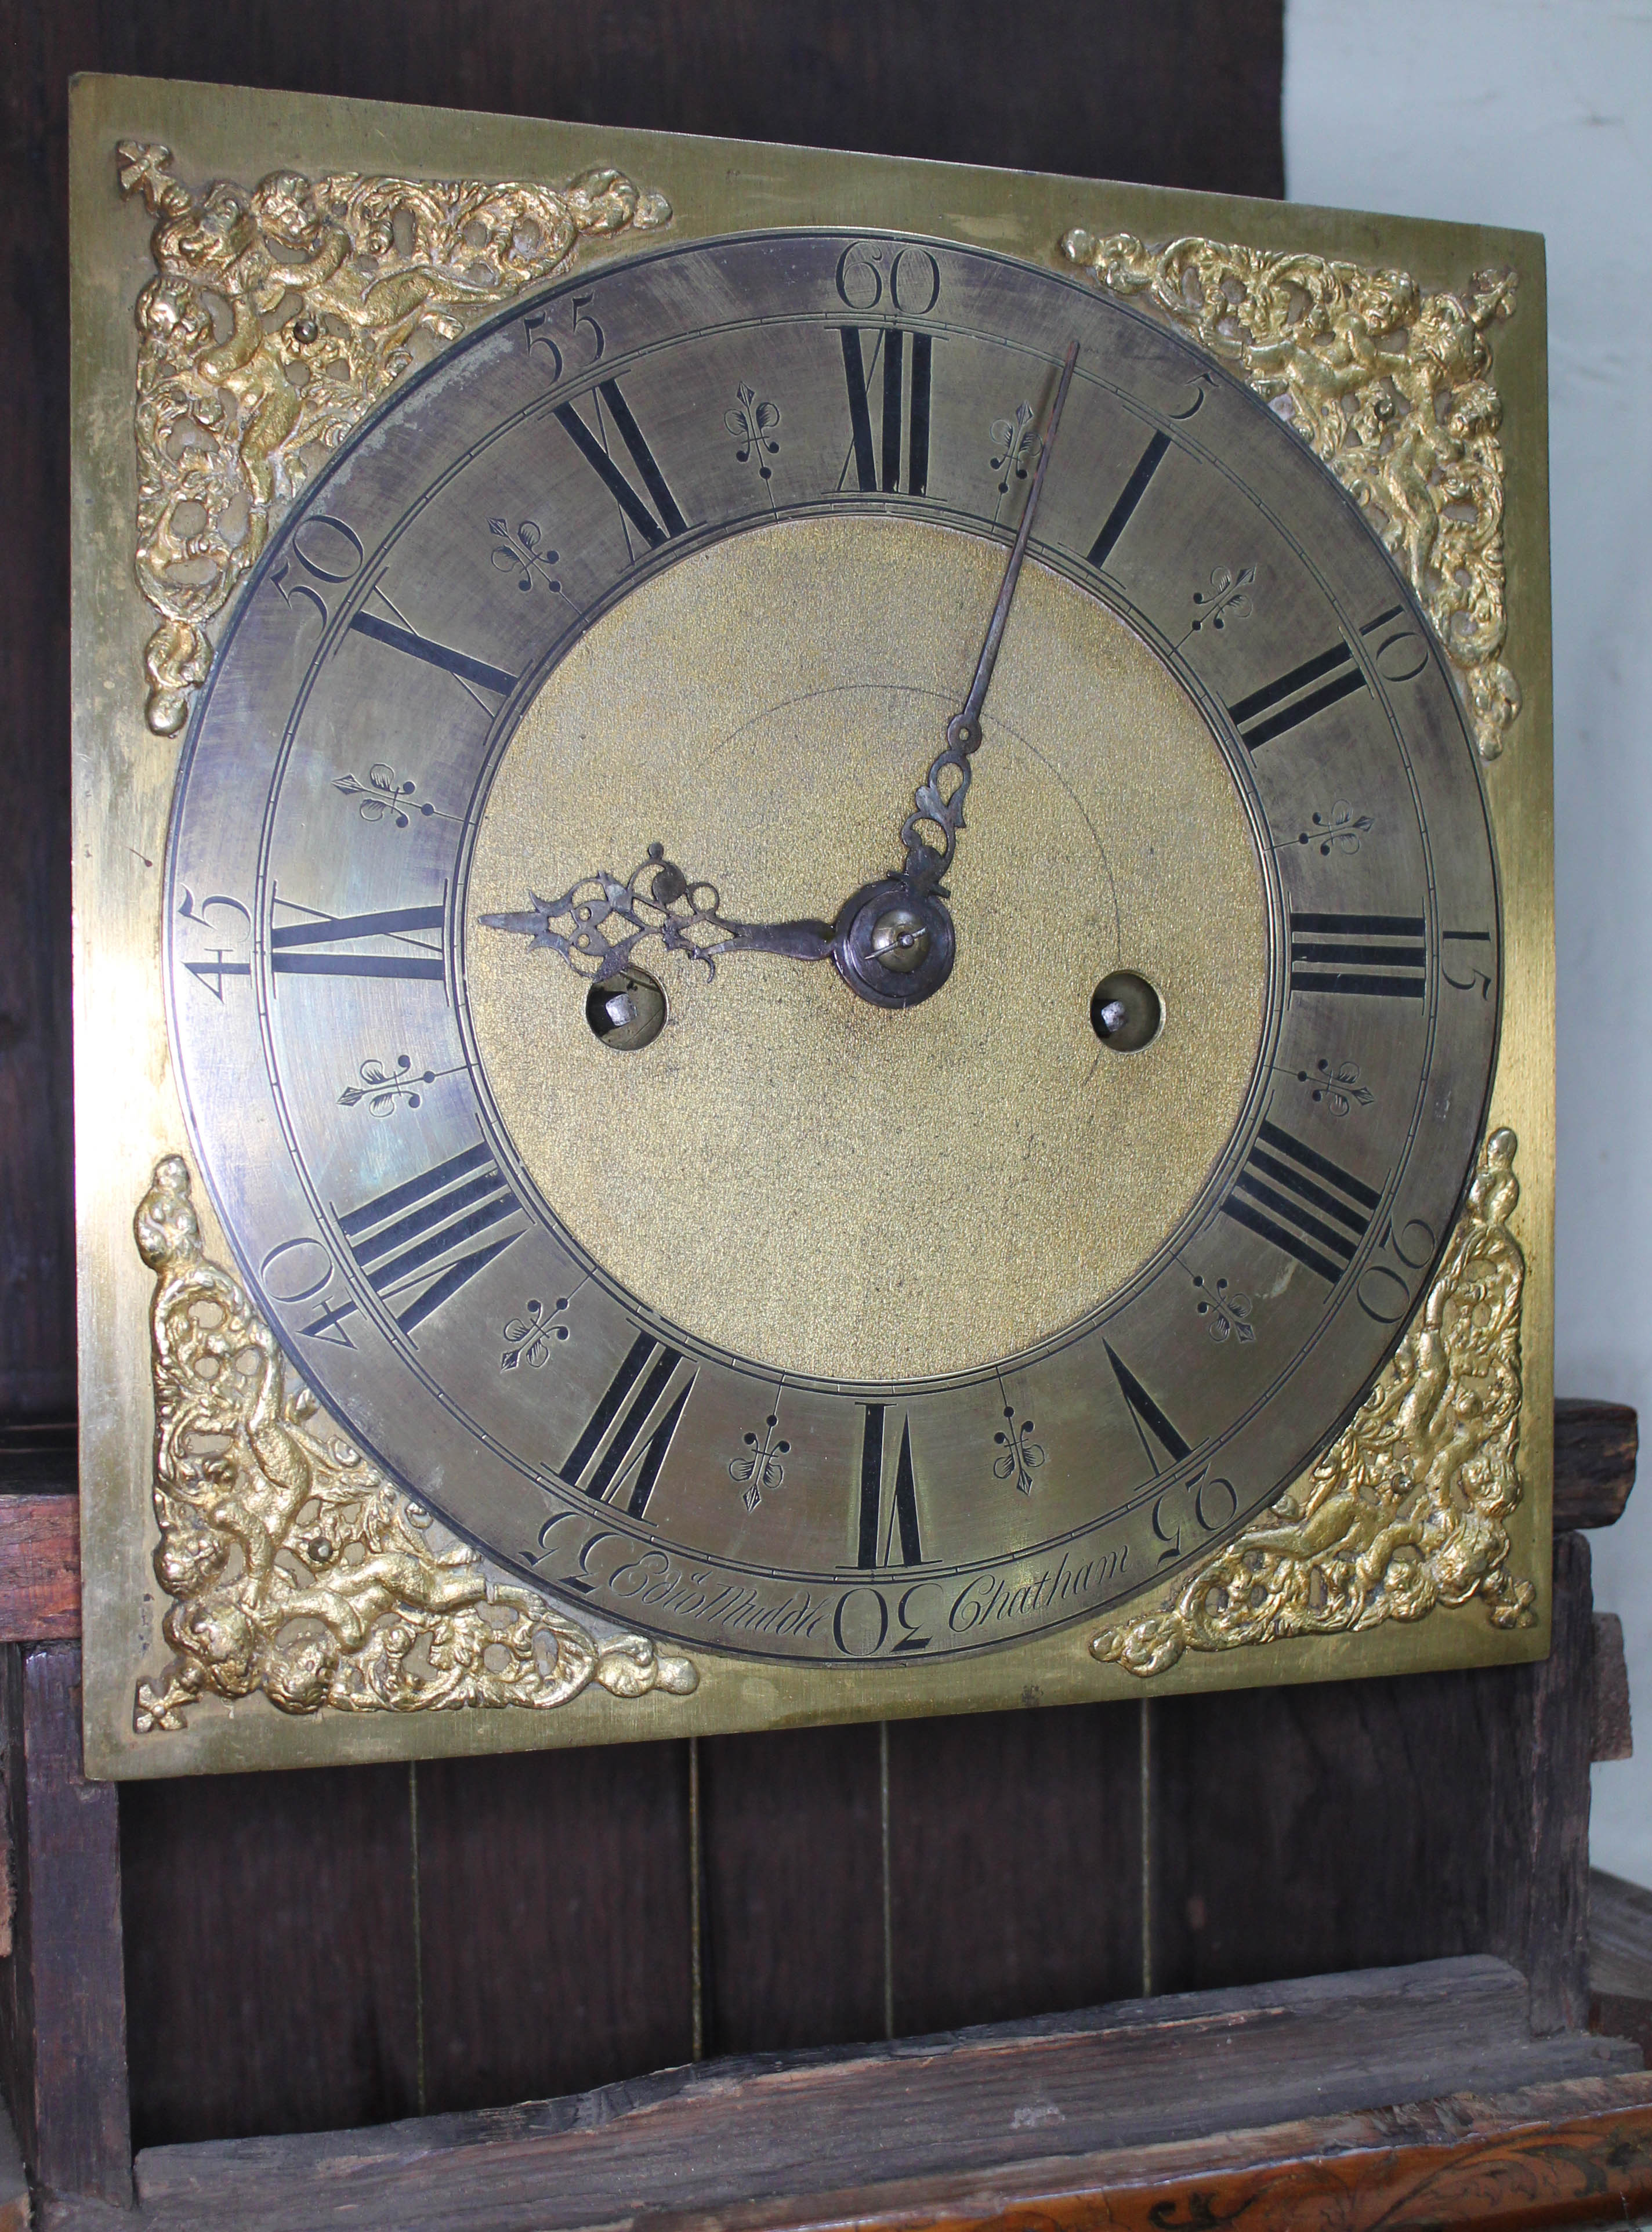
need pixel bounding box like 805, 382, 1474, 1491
900, 336, 1081, 898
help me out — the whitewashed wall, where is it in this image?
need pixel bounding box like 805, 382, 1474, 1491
1284, 0, 1652, 1884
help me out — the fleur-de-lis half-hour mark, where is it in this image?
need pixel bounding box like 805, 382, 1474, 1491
1298, 1056, 1375, 1118
490, 517, 561, 593
989, 400, 1041, 498
726, 383, 781, 483
993, 1400, 1045, 1494
334, 763, 450, 831
1296, 802, 1373, 857
730, 1409, 790, 1509
337, 1053, 437, 1118
501, 1295, 572, 1370
1189, 563, 1256, 632
1191, 1274, 1255, 1343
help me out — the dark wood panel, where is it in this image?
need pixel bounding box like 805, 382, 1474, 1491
886, 1701, 1142, 2035
0, 1646, 130, 2204
1556, 1397, 1639, 1528
414, 1739, 693, 2115
700, 1722, 884, 2056
120, 1763, 419, 2148
1150, 1533, 1596, 2032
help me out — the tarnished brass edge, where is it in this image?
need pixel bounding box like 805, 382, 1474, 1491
119, 140, 671, 735
1063, 228, 1519, 763
1092, 1128, 1533, 1676
132, 1153, 697, 1731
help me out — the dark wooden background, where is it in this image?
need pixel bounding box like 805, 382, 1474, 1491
40, 0, 1601, 2165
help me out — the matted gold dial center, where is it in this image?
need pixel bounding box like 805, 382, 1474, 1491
465, 515, 1268, 1382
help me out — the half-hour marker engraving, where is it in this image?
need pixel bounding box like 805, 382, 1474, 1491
838, 327, 933, 496
336, 1053, 462, 1117
269, 903, 445, 981
1229, 639, 1367, 750
729, 1404, 791, 1511
1222, 1120, 1381, 1283
488, 516, 561, 594
554, 379, 688, 553
336, 1141, 524, 1335
500, 1294, 574, 1368
333, 763, 456, 832
561, 1334, 695, 1517
1086, 429, 1171, 568
1289, 912, 1426, 999
1104, 1342, 1191, 1472
856, 1405, 924, 1567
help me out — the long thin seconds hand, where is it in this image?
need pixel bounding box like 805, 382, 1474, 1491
901, 337, 1082, 896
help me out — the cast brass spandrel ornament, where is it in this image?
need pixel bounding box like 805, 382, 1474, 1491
1092, 1128, 1533, 1679
1062, 227, 1519, 763
131, 1154, 697, 1734
117, 140, 672, 737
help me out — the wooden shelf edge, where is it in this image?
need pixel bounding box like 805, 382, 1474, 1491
663, 2071, 1652, 2232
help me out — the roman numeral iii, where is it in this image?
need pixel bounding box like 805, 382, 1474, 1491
1289, 912, 1426, 1000
1221, 1121, 1382, 1283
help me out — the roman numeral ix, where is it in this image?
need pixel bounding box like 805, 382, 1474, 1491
1221, 1121, 1382, 1284
336, 1141, 524, 1335
856, 1405, 924, 1568
561, 1334, 696, 1519
1289, 912, 1426, 1000
839, 327, 933, 495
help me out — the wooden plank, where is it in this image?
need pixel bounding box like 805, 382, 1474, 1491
121, 1763, 419, 2147
887, 1702, 1142, 2034
642, 2075, 1652, 2232
414, 1742, 694, 2115
1149, 1529, 1596, 2032
0, 1646, 130, 2205
700, 1723, 884, 2056
123, 1959, 1642, 2231
1593, 1611, 1633, 1760
0, 1495, 78, 1642
1555, 1397, 1638, 1528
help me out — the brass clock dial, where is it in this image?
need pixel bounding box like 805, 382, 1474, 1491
165, 229, 1499, 1669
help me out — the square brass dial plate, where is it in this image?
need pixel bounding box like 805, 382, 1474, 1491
70, 74, 1553, 1778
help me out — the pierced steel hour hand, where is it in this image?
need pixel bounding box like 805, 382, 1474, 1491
480, 844, 832, 985
900, 337, 1080, 898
